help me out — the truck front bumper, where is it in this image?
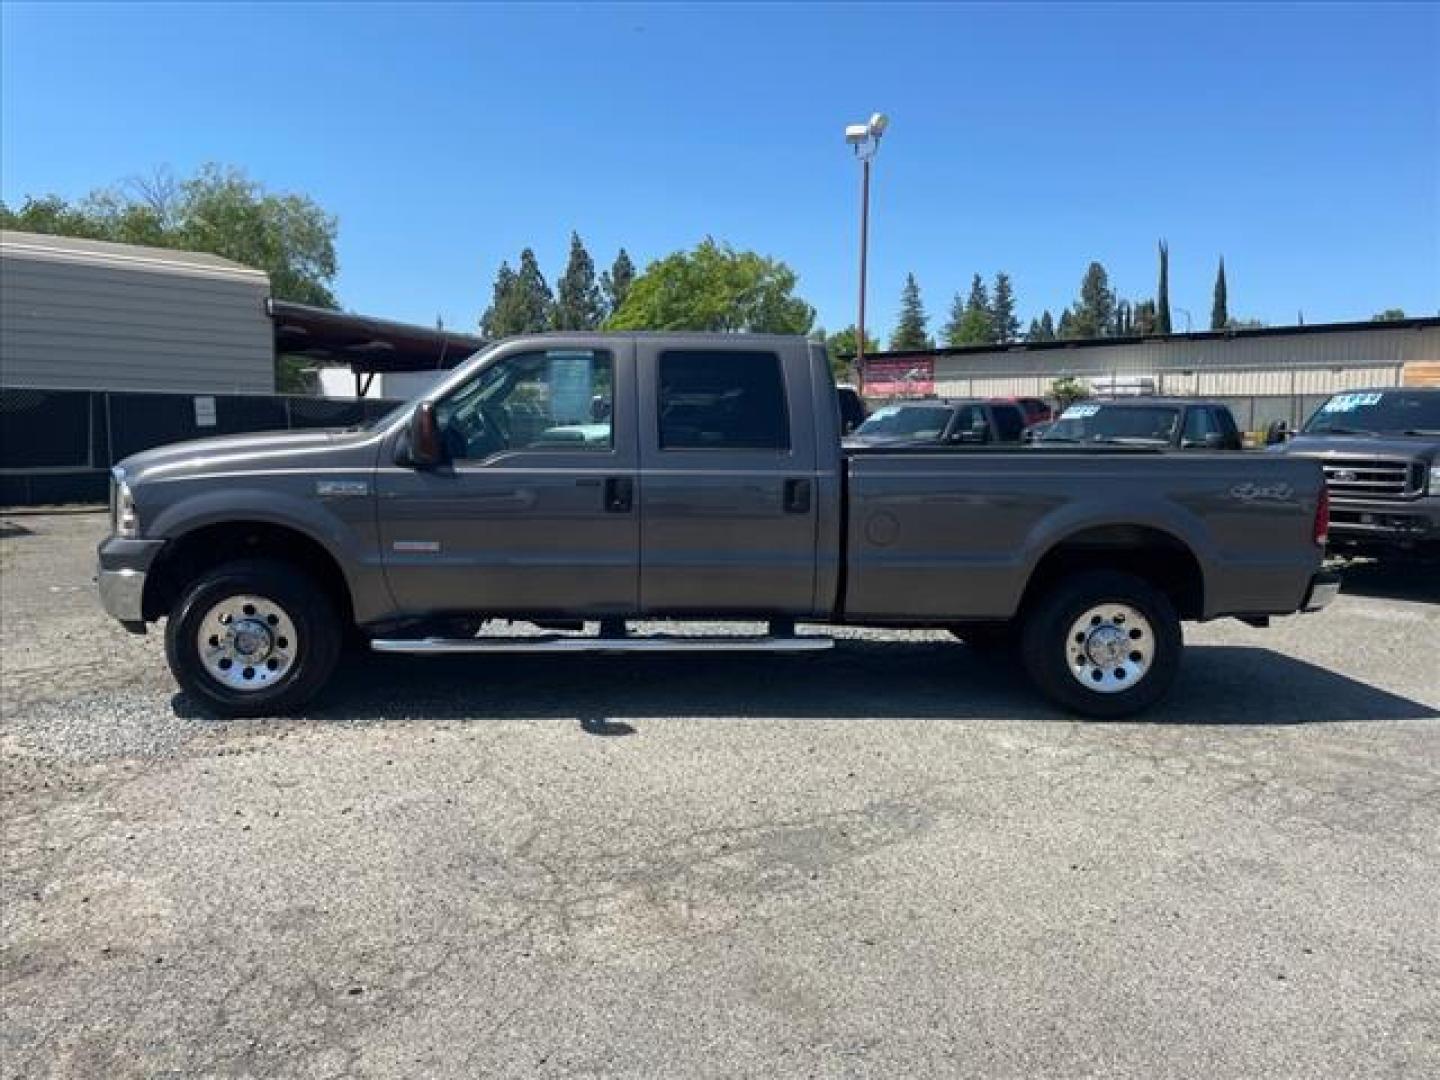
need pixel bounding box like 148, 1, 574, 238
1328, 494, 1440, 550
1302, 570, 1342, 612
96, 536, 166, 631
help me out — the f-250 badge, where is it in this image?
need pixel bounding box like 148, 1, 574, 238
1229, 481, 1294, 503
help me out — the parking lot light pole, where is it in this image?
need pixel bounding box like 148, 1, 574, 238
845, 113, 888, 385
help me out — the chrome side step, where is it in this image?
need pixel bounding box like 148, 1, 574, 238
371, 634, 834, 655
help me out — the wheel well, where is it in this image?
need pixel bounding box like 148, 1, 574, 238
143, 521, 353, 624
1020, 525, 1205, 620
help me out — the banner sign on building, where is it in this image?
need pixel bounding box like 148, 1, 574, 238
862, 356, 934, 398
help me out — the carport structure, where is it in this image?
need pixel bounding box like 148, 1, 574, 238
269, 299, 485, 397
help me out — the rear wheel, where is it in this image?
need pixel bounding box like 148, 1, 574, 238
165, 558, 342, 717
1020, 570, 1181, 719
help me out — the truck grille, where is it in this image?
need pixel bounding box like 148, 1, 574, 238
1320, 458, 1421, 500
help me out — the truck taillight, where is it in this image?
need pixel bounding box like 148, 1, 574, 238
1313, 486, 1329, 546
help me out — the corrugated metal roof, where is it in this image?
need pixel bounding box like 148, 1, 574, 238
0, 230, 269, 284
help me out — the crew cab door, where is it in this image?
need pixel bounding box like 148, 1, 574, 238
377, 340, 639, 616
636, 342, 819, 616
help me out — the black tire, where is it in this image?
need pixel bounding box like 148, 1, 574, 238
948, 622, 1016, 652
164, 557, 342, 718
1019, 570, 1181, 719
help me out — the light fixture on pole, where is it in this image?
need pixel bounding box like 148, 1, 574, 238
845, 112, 888, 384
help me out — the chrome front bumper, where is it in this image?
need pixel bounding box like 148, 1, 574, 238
1302, 571, 1342, 612
96, 536, 166, 630
98, 567, 147, 623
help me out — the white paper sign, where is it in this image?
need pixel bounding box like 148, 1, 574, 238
193, 396, 217, 427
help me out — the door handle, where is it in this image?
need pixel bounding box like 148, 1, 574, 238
604, 477, 634, 513
783, 478, 812, 514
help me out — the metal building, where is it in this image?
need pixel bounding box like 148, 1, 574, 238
0, 230, 274, 393
858, 317, 1440, 429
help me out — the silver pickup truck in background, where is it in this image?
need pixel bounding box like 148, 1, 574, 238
98, 333, 1337, 719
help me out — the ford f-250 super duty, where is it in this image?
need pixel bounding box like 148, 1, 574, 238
98, 333, 1338, 719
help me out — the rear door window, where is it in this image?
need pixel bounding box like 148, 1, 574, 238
658, 350, 789, 450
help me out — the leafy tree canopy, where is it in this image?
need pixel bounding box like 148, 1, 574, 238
1, 164, 339, 308
606, 238, 814, 334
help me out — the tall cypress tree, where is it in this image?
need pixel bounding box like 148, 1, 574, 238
481, 261, 524, 338
1056, 307, 1076, 339
553, 231, 603, 330
601, 248, 635, 319
1132, 299, 1158, 336
941, 291, 967, 347
1027, 309, 1056, 341
889, 273, 932, 350
1210, 256, 1228, 330
1156, 240, 1173, 335
514, 248, 554, 333
990, 272, 1019, 343
1072, 262, 1116, 338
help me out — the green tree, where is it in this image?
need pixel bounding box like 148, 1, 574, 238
1, 165, 340, 308
1210, 256, 1228, 330
888, 272, 932, 350
553, 231, 603, 330
1027, 310, 1056, 341
480, 261, 524, 338
964, 274, 993, 341
825, 325, 880, 380
990, 272, 1020, 343
606, 238, 814, 333
1373, 308, 1407, 321
1071, 262, 1116, 338
1051, 375, 1091, 410
513, 248, 554, 333
1155, 240, 1173, 335
600, 248, 635, 318
941, 292, 966, 346
1056, 307, 1076, 339
1132, 299, 1158, 336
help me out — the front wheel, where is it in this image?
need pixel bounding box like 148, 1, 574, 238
1020, 570, 1182, 719
164, 558, 342, 717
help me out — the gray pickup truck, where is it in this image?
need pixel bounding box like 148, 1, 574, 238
98, 333, 1337, 719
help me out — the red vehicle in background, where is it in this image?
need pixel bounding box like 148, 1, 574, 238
993, 396, 1052, 426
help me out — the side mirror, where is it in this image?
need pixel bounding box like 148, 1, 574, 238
403, 402, 443, 467
1264, 420, 1291, 447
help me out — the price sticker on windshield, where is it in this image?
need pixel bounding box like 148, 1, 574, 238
1321, 392, 1382, 413
1062, 404, 1100, 419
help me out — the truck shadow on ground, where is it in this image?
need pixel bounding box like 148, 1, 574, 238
223, 640, 1439, 730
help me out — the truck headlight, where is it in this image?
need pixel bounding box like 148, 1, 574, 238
111, 469, 139, 538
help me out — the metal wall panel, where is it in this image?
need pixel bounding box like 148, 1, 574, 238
1, 234, 275, 394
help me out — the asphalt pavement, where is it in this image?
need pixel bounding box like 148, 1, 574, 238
2, 510, 1437, 1079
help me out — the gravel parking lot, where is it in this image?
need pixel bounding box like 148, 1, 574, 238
3, 509, 1438, 1079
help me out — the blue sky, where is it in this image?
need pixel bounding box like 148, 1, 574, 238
3, 2, 1437, 338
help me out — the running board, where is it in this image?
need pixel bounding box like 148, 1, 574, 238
371, 634, 834, 655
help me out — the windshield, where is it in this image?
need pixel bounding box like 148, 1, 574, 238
1040, 404, 1181, 444
1303, 391, 1440, 435
854, 404, 954, 438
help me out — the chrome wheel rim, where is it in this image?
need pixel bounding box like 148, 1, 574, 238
196, 594, 298, 692
1066, 603, 1152, 694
